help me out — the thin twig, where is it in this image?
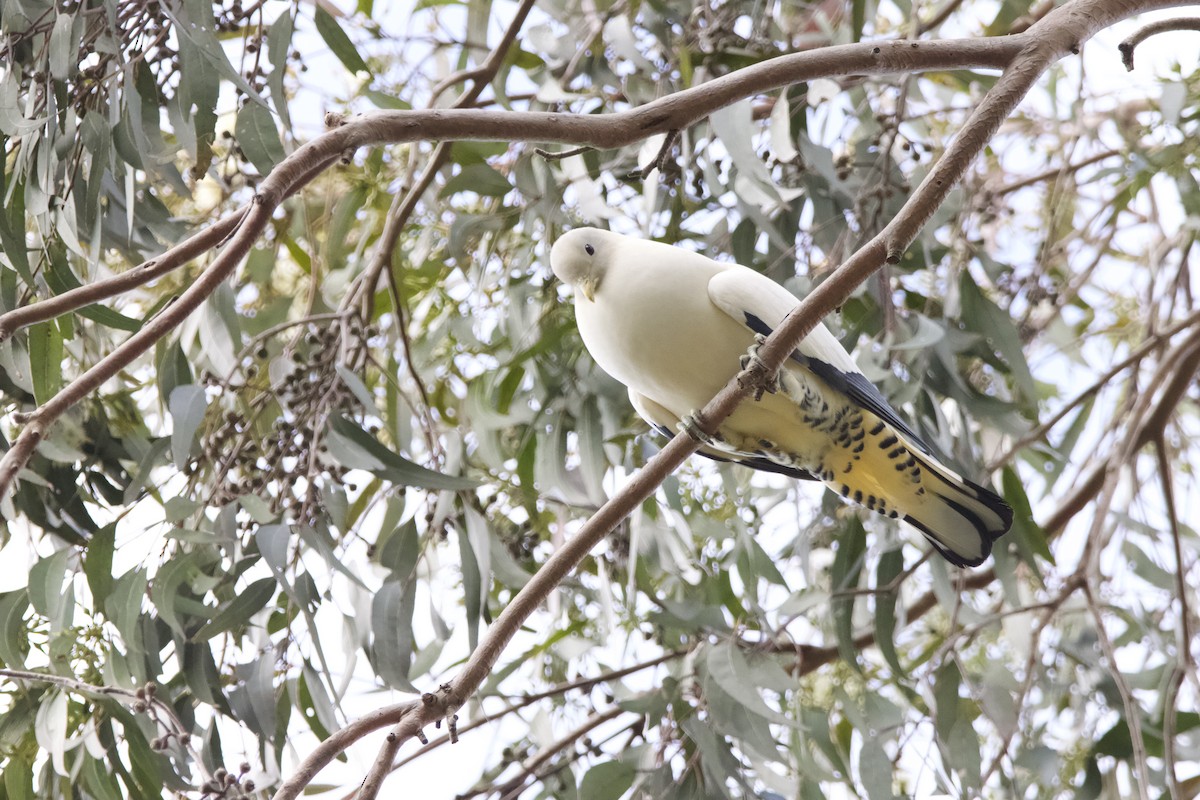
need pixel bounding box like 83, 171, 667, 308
993, 148, 1121, 196
0, 668, 208, 782
979, 590, 1077, 783
1154, 433, 1191, 800
429, 0, 540, 106
534, 145, 594, 161
267, 2, 1189, 791
471, 706, 626, 800
1118, 17, 1200, 70
1084, 583, 1151, 800
386, 649, 687, 775
917, 0, 969, 35
988, 308, 1200, 470
0, 1, 1168, 795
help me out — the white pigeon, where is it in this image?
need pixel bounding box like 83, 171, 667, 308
549, 227, 1012, 567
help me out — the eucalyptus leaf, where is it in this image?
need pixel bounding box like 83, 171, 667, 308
325, 415, 481, 490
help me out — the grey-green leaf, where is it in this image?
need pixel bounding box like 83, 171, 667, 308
326, 415, 481, 490
169, 385, 208, 471
235, 103, 286, 175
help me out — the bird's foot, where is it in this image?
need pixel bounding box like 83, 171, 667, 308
678, 412, 717, 446
738, 334, 779, 401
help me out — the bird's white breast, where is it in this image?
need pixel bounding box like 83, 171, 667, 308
572, 245, 753, 417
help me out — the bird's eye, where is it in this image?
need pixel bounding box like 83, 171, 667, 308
584, 244, 595, 256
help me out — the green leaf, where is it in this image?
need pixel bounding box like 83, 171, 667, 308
314, 8, 369, 75
168, 385, 208, 471
44, 247, 141, 331
933, 659, 961, 742
703, 673, 784, 762
105, 569, 148, 650
1003, 467, 1053, 565
83, 753, 125, 800
235, 102, 286, 175
194, 577, 276, 641
85, 524, 116, 608
152, 551, 209, 634
256, 525, 293, 591
364, 89, 412, 110
325, 415, 481, 490
28, 321, 63, 405
298, 663, 335, 741
860, 737, 894, 800
681, 716, 740, 800
580, 761, 637, 800
831, 516, 867, 671
370, 577, 418, 690
462, 507, 492, 623
457, 525, 482, 649
48, 13, 76, 82
947, 715, 982, 791
156, 341, 193, 408
704, 642, 794, 725
439, 163, 514, 198
28, 549, 71, 621
266, 11, 296, 128
0, 590, 30, 668
873, 547, 904, 675
0, 174, 32, 281
3, 751, 33, 800
959, 274, 1037, 407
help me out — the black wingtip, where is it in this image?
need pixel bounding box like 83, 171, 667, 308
904, 478, 1013, 567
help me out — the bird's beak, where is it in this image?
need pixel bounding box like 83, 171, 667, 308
579, 277, 597, 302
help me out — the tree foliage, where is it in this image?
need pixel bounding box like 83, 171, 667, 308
0, 0, 1198, 797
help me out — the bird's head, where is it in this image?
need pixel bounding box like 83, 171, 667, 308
550, 227, 613, 302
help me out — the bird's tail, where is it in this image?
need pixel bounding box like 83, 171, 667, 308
825, 418, 1014, 567
895, 449, 1013, 567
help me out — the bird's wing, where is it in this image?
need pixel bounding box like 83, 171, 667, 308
628, 389, 818, 481
706, 267, 933, 455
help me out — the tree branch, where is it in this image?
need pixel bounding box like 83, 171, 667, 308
988, 308, 1200, 470
992, 148, 1121, 196
1, 31, 1043, 505
387, 649, 686, 775
458, 706, 627, 800
0, 153, 340, 344
1119, 17, 1200, 69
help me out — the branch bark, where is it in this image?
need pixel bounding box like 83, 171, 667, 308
1119, 16, 1200, 69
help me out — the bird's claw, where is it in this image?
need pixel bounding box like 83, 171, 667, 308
678, 413, 717, 446
738, 334, 779, 401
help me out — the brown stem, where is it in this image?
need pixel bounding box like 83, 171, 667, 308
462, 706, 626, 800
1119, 17, 1200, 69
993, 148, 1121, 196
1153, 433, 1191, 800
988, 308, 1200, 470
386, 649, 687, 776
917, 0, 969, 35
